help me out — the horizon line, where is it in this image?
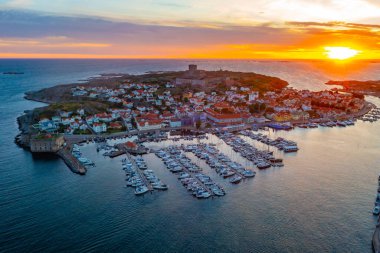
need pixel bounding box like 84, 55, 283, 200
0, 57, 379, 62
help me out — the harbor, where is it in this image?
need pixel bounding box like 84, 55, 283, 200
5, 57, 380, 252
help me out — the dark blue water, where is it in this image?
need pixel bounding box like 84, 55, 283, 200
1, 59, 380, 252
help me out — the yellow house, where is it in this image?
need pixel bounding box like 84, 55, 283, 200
273, 112, 293, 122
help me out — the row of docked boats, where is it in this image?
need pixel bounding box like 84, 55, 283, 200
361, 107, 380, 122
217, 132, 283, 169
123, 158, 150, 195
170, 134, 209, 142
320, 120, 355, 127
239, 130, 298, 153
123, 156, 168, 195
143, 170, 168, 190
297, 120, 355, 128
184, 144, 255, 184
155, 147, 226, 198
72, 144, 95, 167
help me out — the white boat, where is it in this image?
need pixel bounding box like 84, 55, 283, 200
284, 145, 299, 153
243, 170, 256, 178
257, 162, 271, 169
374, 206, 380, 215
229, 175, 242, 184
153, 184, 168, 190
135, 186, 149, 195
78, 157, 94, 166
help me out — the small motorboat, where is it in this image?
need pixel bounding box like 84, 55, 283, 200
374, 206, 380, 215
257, 162, 271, 169
222, 170, 236, 178
153, 184, 168, 190
242, 170, 256, 178
135, 186, 149, 195
229, 175, 242, 184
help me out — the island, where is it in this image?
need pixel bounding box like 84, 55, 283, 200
16, 65, 375, 175
326, 79, 380, 98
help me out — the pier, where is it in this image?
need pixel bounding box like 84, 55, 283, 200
57, 146, 87, 175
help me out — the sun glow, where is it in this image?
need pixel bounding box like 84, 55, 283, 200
324, 46, 359, 60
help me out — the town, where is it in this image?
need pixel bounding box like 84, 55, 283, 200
15, 65, 380, 182
33, 65, 370, 136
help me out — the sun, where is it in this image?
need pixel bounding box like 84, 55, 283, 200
324, 47, 359, 60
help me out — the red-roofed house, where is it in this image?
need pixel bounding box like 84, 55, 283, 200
205, 108, 243, 126
109, 122, 123, 129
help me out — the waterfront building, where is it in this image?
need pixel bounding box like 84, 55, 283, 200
135, 114, 163, 131
169, 118, 182, 128
175, 65, 230, 86
205, 108, 243, 126
30, 134, 64, 153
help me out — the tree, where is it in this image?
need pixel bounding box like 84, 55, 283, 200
221, 108, 230, 114
259, 103, 266, 112
195, 120, 201, 129
249, 103, 259, 113
265, 107, 275, 114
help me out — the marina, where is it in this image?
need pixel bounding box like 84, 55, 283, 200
155, 146, 225, 198
217, 132, 283, 169
185, 143, 255, 183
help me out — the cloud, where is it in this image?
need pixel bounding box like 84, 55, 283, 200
0, 10, 379, 59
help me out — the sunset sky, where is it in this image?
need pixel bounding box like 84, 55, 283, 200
1, 0, 380, 59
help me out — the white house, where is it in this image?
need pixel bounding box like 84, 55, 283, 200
169, 119, 182, 128
92, 123, 107, 133
248, 91, 259, 101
